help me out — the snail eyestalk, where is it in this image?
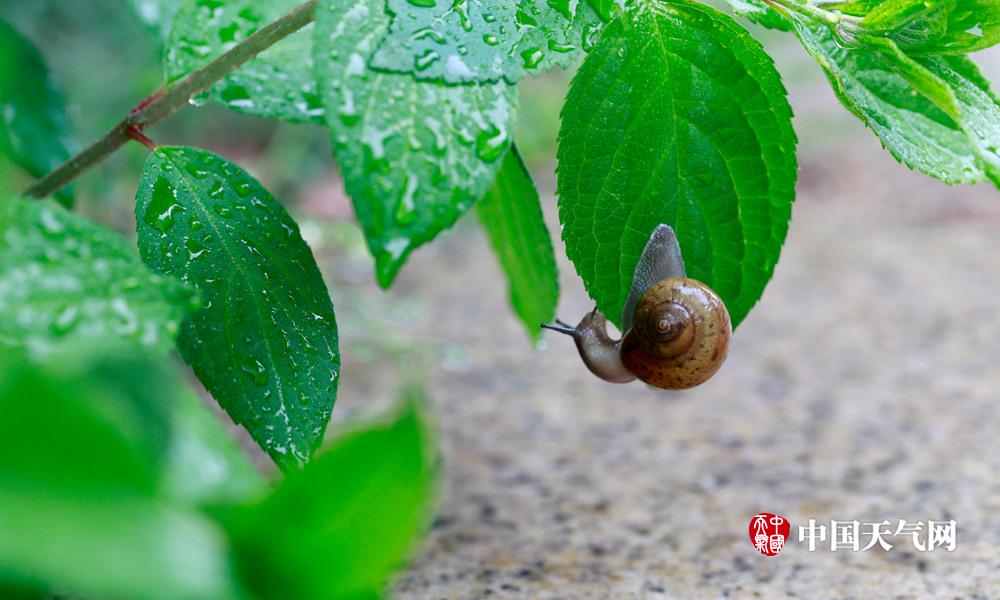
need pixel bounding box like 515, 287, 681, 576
544, 310, 637, 384
540, 322, 578, 337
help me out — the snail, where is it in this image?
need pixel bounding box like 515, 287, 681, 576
542, 224, 731, 390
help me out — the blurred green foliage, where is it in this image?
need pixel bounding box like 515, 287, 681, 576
0, 345, 436, 600
0, 347, 240, 600
0, 197, 197, 360
0, 17, 76, 205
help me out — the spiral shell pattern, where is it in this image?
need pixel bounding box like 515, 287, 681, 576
620, 277, 731, 389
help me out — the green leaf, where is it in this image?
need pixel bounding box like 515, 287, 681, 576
314, 0, 517, 287
862, 0, 942, 30
166, 0, 322, 123
890, 50, 1000, 184
0, 584, 44, 600
227, 389, 436, 600
790, 16, 1000, 185
0, 347, 174, 495
0, 19, 76, 205
476, 147, 558, 342
369, 0, 604, 84
164, 389, 268, 506
0, 351, 239, 600
0, 198, 195, 360
557, 0, 797, 329
0, 493, 238, 600
135, 146, 340, 470
860, 0, 1000, 54
728, 0, 1000, 50
125, 0, 185, 38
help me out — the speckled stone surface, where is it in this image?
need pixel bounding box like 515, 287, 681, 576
322, 45, 1000, 600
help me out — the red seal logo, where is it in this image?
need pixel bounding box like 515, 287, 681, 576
749, 513, 790, 556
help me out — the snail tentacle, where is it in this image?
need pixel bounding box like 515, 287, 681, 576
540, 322, 578, 337
542, 310, 636, 384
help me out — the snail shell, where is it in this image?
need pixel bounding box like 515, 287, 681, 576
620, 277, 730, 389
543, 224, 731, 390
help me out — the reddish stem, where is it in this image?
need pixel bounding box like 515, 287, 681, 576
129, 86, 166, 116
22, 0, 317, 199
126, 125, 157, 151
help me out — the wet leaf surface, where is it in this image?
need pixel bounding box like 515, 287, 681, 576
370, 0, 604, 84
135, 146, 340, 470
314, 0, 517, 286
166, 0, 323, 123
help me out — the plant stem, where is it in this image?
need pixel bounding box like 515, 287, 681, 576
126, 125, 158, 151
24, 0, 317, 199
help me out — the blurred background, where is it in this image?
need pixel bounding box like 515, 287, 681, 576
3, 0, 1000, 596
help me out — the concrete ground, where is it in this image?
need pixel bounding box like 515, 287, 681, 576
316, 43, 1000, 600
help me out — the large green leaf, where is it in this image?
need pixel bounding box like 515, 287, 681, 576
860, 0, 1000, 54
0, 19, 75, 205
557, 0, 797, 329
135, 146, 340, 470
0, 198, 194, 359
226, 390, 436, 600
790, 16, 1000, 185
369, 0, 604, 84
166, 0, 322, 123
0, 352, 239, 600
314, 0, 517, 287
477, 147, 558, 342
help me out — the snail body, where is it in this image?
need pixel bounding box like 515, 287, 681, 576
544, 225, 731, 390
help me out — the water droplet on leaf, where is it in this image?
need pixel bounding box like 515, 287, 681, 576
145, 176, 185, 233
50, 305, 80, 336
548, 39, 575, 53
414, 27, 447, 44
219, 84, 254, 109
186, 237, 207, 259
185, 163, 210, 179
414, 49, 441, 71
394, 174, 419, 225
241, 358, 269, 386
521, 48, 544, 68
476, 124, 508, 162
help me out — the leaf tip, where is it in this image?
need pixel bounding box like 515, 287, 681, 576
373, 243, 415, 289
